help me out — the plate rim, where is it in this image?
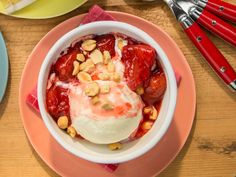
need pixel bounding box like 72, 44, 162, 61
0, 32, 9, 102
19, 11, 196, 177
0, 0, 87, 19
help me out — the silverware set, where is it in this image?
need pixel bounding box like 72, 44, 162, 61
147, 0, 236, 91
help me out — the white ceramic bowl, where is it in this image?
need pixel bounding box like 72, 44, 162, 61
38, 21, 177, 164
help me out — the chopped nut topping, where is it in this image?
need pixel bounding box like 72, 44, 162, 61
77, 71, 92, 83
57, 116, 69, 129
141, 121, 153, 130
72, 61, 80, 76
91, 96, 100, 105
149, 106, 158, 120
86, 59, 94, 65
111, 73, 121, 82
143, 106, 152, 114
102, 102, 114, 110
79, 59, 95, 73
90, 49, 103, 64
67, 126, 77, 138
79, 62, 86, 71
143, 106, 158, 120
103, 50, 111, 64
136, 86, 144, 95
81, 39, 96, 51
76, 53, 85, 62
117, 38, 125, 50
107, 62, 115, 73
100, 84, 110, 94
84, 82, 100, 97
108, 143, 122, 150
98, 73, 110, 80
83, 51, 88, 56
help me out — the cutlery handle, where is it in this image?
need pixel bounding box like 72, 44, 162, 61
189, 7, 236, 47
181, 20, 236, 90
203, 0, 236, 23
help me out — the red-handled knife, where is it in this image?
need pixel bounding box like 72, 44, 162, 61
192, 0, 236, 23
164, 0, 236, 91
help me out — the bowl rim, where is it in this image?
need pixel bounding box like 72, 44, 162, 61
38, 21, 177, 164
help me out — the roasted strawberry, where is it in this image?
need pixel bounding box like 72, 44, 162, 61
142, 71, 167, 104
126, 37, 140, 45
54, 50, 77, 81
121, 44, 156, 90
94, 34, 116, 57
46, 84, 70, 120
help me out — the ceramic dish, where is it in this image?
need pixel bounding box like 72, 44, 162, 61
19, 12, 196, 177
38, 21, 177, 164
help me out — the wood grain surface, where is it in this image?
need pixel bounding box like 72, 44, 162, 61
0, 0, 235, 177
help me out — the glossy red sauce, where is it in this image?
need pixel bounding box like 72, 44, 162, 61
94, 34, 116, 57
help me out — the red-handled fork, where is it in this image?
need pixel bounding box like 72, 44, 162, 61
184, 22, 236, 88
163, 0, 236, 91
192, 0, 236, 23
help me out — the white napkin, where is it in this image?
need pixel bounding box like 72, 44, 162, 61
0, 0, 36, 14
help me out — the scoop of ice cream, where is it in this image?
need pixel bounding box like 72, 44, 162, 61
68, 80, 144, 144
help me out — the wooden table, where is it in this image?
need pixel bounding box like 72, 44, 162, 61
0, 0, 235, 176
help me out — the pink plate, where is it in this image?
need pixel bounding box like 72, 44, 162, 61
19, 12, 196, 177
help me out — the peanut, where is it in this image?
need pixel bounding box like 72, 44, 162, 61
67, 126, 77, 138
149, 106, 158, 120
76, 53, 85, 62
84, 82, 100, 97
107, 62, 115, 73
83, 51, 88, 56
143, 106, 158, 120
57, 116, 69, 129
77, 71, 92, 83
90, 49, 103, 64
72, 61, 80, 76
136, 86, 144, 95
141, 121, 153, 130
143, 106, 152, 114
102, 102, 114, 110
103, 50, 111, 64
111, 73, 121, 82
117, 38, 124, 50
108, 143, 122, 150
81, 39, 96, 51
79, 59, 95, 73
100, 84, 110, 94
91, 96, 100, 105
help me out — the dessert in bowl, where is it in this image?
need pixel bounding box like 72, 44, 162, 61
38, 21, 177, 164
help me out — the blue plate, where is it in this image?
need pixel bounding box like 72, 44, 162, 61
0, 32, 8, 102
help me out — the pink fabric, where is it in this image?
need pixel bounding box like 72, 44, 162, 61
26, 5, 181, 173
26, 86, 39, 112
100, 163, 119, 172
81, 5, 116, 25
175, 71, 181, 86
